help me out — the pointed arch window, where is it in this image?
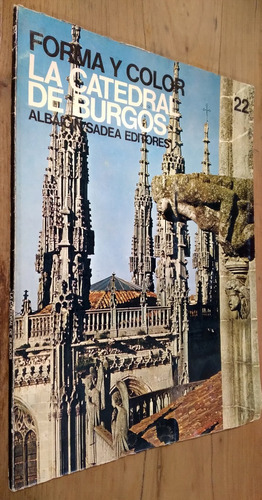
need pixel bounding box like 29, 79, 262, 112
25, 430, 37, 485
14, 432, 23, 490
13, 404, 38, 489
61, 398, 69, 475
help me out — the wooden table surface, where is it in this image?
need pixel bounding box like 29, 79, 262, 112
0, 1, 261, 498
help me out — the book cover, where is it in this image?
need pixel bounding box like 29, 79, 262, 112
10, 5, 261, 489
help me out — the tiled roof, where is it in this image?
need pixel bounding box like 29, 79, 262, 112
90, 275, 157, 308
34, 284, 157, 313
89, 290, 156, 309
35, 304, 53, 315
130, 371, 222, 447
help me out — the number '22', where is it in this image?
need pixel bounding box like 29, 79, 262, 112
234, 96, 249, 114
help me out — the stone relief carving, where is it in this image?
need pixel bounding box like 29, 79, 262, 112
225, 278, 250, 320
152, 173, 254, 259
152, 172, 254, 318
14, 354, 51, 386
111, 380, 129, 458
85, 363, 105, 464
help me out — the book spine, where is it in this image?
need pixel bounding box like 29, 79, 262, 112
9, 5, 18, 490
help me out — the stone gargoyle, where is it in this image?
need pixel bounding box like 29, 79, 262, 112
151, 173, 254, 259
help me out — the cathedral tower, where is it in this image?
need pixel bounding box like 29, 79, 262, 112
154, 62, 190, 383
192, 121, 219, 306
154, 62, 190, 307
35, 26, 94, 315
130, 120, 155, 291
34, 25, 94, 476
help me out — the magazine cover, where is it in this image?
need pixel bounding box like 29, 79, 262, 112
10, 6, 261, 489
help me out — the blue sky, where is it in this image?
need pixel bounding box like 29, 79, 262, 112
15, 7, 220, 311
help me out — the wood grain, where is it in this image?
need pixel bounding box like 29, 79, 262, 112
0, 1, 261, 499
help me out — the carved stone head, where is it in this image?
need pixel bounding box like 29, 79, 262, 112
111, 390, 122, 408
225, 278, 250, 319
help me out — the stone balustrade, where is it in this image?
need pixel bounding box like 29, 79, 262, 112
15, 318, 24, 340
30, 315, 51, 339
14, 313, 51, 347
14, 303, 194, 345
84, 305, 171, 336
129, 380, 202, 426
84, 308, 111, 333
129, 386, 172, 426
147, 306, 170, 327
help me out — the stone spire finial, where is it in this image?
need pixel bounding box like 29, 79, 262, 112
201, 121, 211, 175
110, 273, 117, 308
139, 117, 149, 192
21, 290, 32, 316
65, 25, 83, 116
203, 103, 211, 122
71, 25, 80, 43
162, 62, 184, 175
142, 116, 147, 129
47, 114, 58, 170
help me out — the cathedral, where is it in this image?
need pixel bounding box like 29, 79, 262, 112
11, 26, 220, 489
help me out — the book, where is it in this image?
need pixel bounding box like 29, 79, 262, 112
10, 5, 261, 489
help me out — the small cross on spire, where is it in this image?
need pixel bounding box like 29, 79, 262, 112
203, 103, 211, 122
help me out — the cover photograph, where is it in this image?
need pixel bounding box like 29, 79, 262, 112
10, 6, 261, 489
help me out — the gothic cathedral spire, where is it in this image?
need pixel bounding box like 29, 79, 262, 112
155, 62, 190, 307
162, 62, 185, 175
193, 121, 219, 306
154, 62, 190, 383
35, 25, 94, 316
130, 119, 155, 291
